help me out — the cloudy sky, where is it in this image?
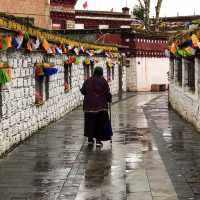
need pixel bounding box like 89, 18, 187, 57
75, 0, 199, 17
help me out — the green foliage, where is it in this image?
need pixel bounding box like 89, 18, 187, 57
133, 5, 145, 21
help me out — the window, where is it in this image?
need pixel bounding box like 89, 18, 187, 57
106, 61, 114, 82
35, 76, 44, 105
52, 23, 62, 30
170, 57, 175, 80
84, 64, 90, 80
99, 25, 109, 29
66, 20, 75, 30
176, 57, 182, 86
126, 59, 130, 68
90, 62, 94, 76
35, 76, 50, 105
107, 66, 111, 82
120, 25, 131, 28
112, 66, 115, 80
75, 24, 84, 29
83, 58, 93, 80
64, 63, 72, 92
35, 63, 50, 105
185, 58, 195, 92
52, 19, 65, 30
45, 77, 49, 100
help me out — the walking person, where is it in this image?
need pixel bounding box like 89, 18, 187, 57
80, 66, 112, 147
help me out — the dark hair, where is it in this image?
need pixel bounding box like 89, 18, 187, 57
93, 66, 103, 76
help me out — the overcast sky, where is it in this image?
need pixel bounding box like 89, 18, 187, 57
75, 0, 200, 17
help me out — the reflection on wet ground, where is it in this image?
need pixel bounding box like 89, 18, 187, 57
0, 93, 178, 200
144, 94, 200, 200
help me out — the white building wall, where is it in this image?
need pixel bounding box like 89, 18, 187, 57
127, 57, 169, 91
169, 57, 200, 131
0, 52, 126, 156
126, 58, 137, 91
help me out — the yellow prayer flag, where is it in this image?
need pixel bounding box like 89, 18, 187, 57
191, 34, 199, 47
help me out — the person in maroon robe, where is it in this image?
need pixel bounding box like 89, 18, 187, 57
80, 66, 112, 147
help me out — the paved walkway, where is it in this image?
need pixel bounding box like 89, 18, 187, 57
144, 94, 200, 200
0, 92, 191, 200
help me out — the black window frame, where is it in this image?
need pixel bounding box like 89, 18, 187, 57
107, 66, 111, 82
64, 63, 72, 92
186, 57, 195, 92
111, 66, 115, 80
176, 57, 182, 86
35, 64, 50, 105
170, 57, 175, 80
83, 62, 94, 80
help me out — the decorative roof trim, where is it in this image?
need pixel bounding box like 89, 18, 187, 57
75, 16, 134, 22
75, 9, 130, 16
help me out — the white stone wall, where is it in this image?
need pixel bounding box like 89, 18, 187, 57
126, 58, 137, 91
169, 84, 200, 129
0, 52, 126, 155
169, 57, 200, 131
127, 57, 169, 91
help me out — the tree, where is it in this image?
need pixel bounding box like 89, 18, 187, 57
137, 0, 150, 30
155, 0, 163, 31
132, 4, 144, 21
136, 0, 163, 31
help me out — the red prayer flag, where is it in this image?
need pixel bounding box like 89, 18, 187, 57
83, 1, 88, 9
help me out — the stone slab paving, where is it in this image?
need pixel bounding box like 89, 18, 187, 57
143, 93, 200, 200
71, 93, 178, 200
0, 93, 179, 200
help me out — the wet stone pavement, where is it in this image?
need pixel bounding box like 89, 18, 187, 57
144, 94, 200, 200
0, 92, 199, 200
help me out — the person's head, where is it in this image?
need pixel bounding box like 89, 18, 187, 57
93, 66, 103, 77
